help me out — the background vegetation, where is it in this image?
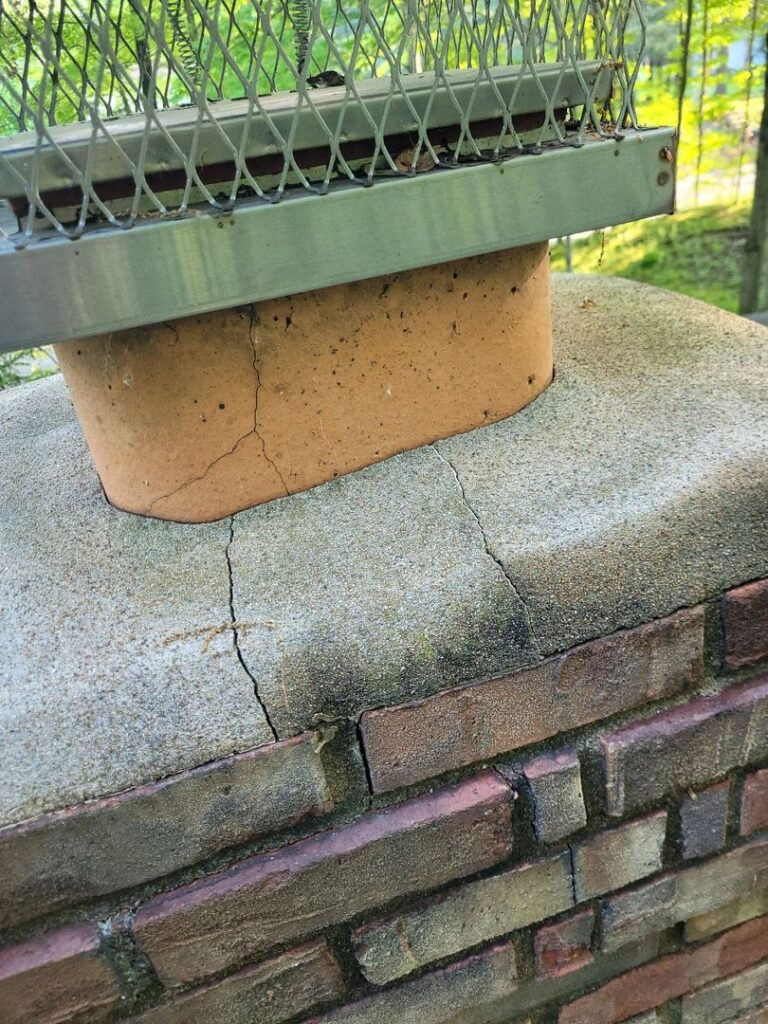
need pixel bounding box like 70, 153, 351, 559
551, 0, 766, 315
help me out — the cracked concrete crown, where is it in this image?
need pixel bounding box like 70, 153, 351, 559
1, 274, 767, 826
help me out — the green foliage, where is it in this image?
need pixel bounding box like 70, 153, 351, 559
551, 204, 752, 313
0, 348, 57, 390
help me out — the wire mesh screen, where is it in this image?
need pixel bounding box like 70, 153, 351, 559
0, 0, 647, 248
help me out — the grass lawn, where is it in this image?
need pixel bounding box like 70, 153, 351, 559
550, 203, 752, 313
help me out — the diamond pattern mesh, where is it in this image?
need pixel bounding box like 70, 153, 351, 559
0, 0, 647, 248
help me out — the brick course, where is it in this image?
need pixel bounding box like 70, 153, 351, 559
741, 768, 768, 835
601, 837, 768, 952
601, 676, 768, 817
722, 579, 768, 670
0, 921, 121, 1024
352, 850, 573, 985
133, 771, 513, 987
0, 733, 336, 930
126, 939, 344, 1024
559, 914, 768, 1024
360, 608, 704, 793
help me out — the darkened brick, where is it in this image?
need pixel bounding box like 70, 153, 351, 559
559, 914, 768, 1024
0, 921, 120, 1024
680, 781, 729, 860
134, 771, 512, 987
361, 608, 704, 793
523, 750, 587, 843
0, 733, 337, 929
307, 941, 518, 1024
601, 837, 768, 952
681, 960, 768, 1024
535, 910, 594, 979
741, 767, 768, 835
601, 676, 768, 817
352, 850, 573, 985
126, 939, 344, 1024
573, 812, 666, 902
722, 579, 768, 670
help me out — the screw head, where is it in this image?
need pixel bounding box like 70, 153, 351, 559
657, 171, 671, 186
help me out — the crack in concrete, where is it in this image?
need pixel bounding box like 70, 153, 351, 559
248, 305, 290, 497
431, 443, 538, 649
226, 514, 279, 741
146, 308, 289, 512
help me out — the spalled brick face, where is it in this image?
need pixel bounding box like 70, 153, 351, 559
722, 579, 768, 670
741, 767, 768, 835
680, 781, 730, 860
601, 676, 768, 817
0, 922, 120, 1024
534, 910, 594, 979
126, 940, 344, 1024
133, 771, 513, 987
359, 607, 704, 793
0, 733, 337, 929
559, 914, 768, 1024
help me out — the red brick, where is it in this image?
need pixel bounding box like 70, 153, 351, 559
127, 939, 344, 1024
722, 579, 768, 670
535, 910, 594, 979
559, 913, 768, 1024
134, 771, 512, 987
601, 676, 768, 817
0, 921, 120, 1024
361, 608, 704, 793
0, 733, 337, 929
741, 768, 768, 836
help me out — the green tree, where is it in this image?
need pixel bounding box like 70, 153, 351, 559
740, 31, 768, 314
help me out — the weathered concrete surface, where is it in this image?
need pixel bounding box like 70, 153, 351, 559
439, 275, 768, 655
1, 275, 766, 823
0, 380, 274, 826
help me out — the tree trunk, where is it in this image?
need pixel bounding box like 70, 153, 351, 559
740, 34, 768, 315
737, 1, 759, 199
694, 0, 709, 206
677, 0, 694, 143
